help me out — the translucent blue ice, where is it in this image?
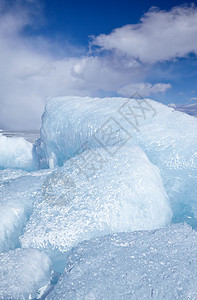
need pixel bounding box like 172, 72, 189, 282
0, 170, 51, 252
0, 134, 35, 171
0, 248, 51, 299
34, 96, 197, 226
0, 96, 197, 298
20, 146, 172, 266
47, 223, 197, 300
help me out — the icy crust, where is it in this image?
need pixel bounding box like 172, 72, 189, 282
0, 248, 51, 300
47, 223, 197, 300
0, 134, 35, 171
0, 168, 27, 183
35, 96, 197, 169
20, 146, 172, 262
0, 172, 50, 253
34, 96, 197, 225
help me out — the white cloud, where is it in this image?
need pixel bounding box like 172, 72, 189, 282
92, 5, 197, 64
118, 83, 171, 97
168, 102, 197, 117
0, 1, 175, 129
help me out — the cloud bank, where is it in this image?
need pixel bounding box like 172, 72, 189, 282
92, 5, 197, 64
0, 2, 196, 129
169, 102, 197, 118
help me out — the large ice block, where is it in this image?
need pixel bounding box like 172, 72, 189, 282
47, 223, 197, 300
0, 248, 51, 299
21, 146, 172, 265
0, 171, 50, 252
0, 134, 35, 171
34, 96, 197, 226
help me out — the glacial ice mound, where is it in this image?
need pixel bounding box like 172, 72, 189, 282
0, 96, 197, 298
0, 134, 35, 171
34, 96, 197, 226
47, 223, 197, 300
0, 248, 51, 300
35, 96, 197, 170
20, 146, 172, 263
0, 170, 51, 253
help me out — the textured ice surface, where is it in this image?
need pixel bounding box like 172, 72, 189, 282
47, 223, 197, 300
20, 146, 172, 264
1, 97, 197, 298
35, 96, 197, 169
0, 248, 51, 300
34, 96, 197, 226
0, 168, 27, 183
0, 171, 50, 252
0, 134, 35, 171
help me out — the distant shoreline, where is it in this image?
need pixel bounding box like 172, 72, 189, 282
0, 130, 40, 143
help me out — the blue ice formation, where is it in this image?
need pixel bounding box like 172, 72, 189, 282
35, 96, 197, 170
0, 96, 197, 298
0, 169, 52, 253
47, 223, 197, 300
34, 96, 197, 226
20, 146, 172, 264
0, 248, 51, 299
0, 134, 35, 171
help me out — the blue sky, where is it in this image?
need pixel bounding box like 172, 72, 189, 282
0, 0, 197, 129
35, 0, 191, 45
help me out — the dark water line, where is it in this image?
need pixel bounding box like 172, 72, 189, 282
0, 130, 40, 143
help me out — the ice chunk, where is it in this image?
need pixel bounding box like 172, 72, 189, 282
47, 223, 197, 300
21, 146, 172, 265
35, 96, 197, 169
0, 248, 51, 300
0, 134, 36, 171
0, 168, 27, 183
0, 171, 50, 252
34, 96, 197, 226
